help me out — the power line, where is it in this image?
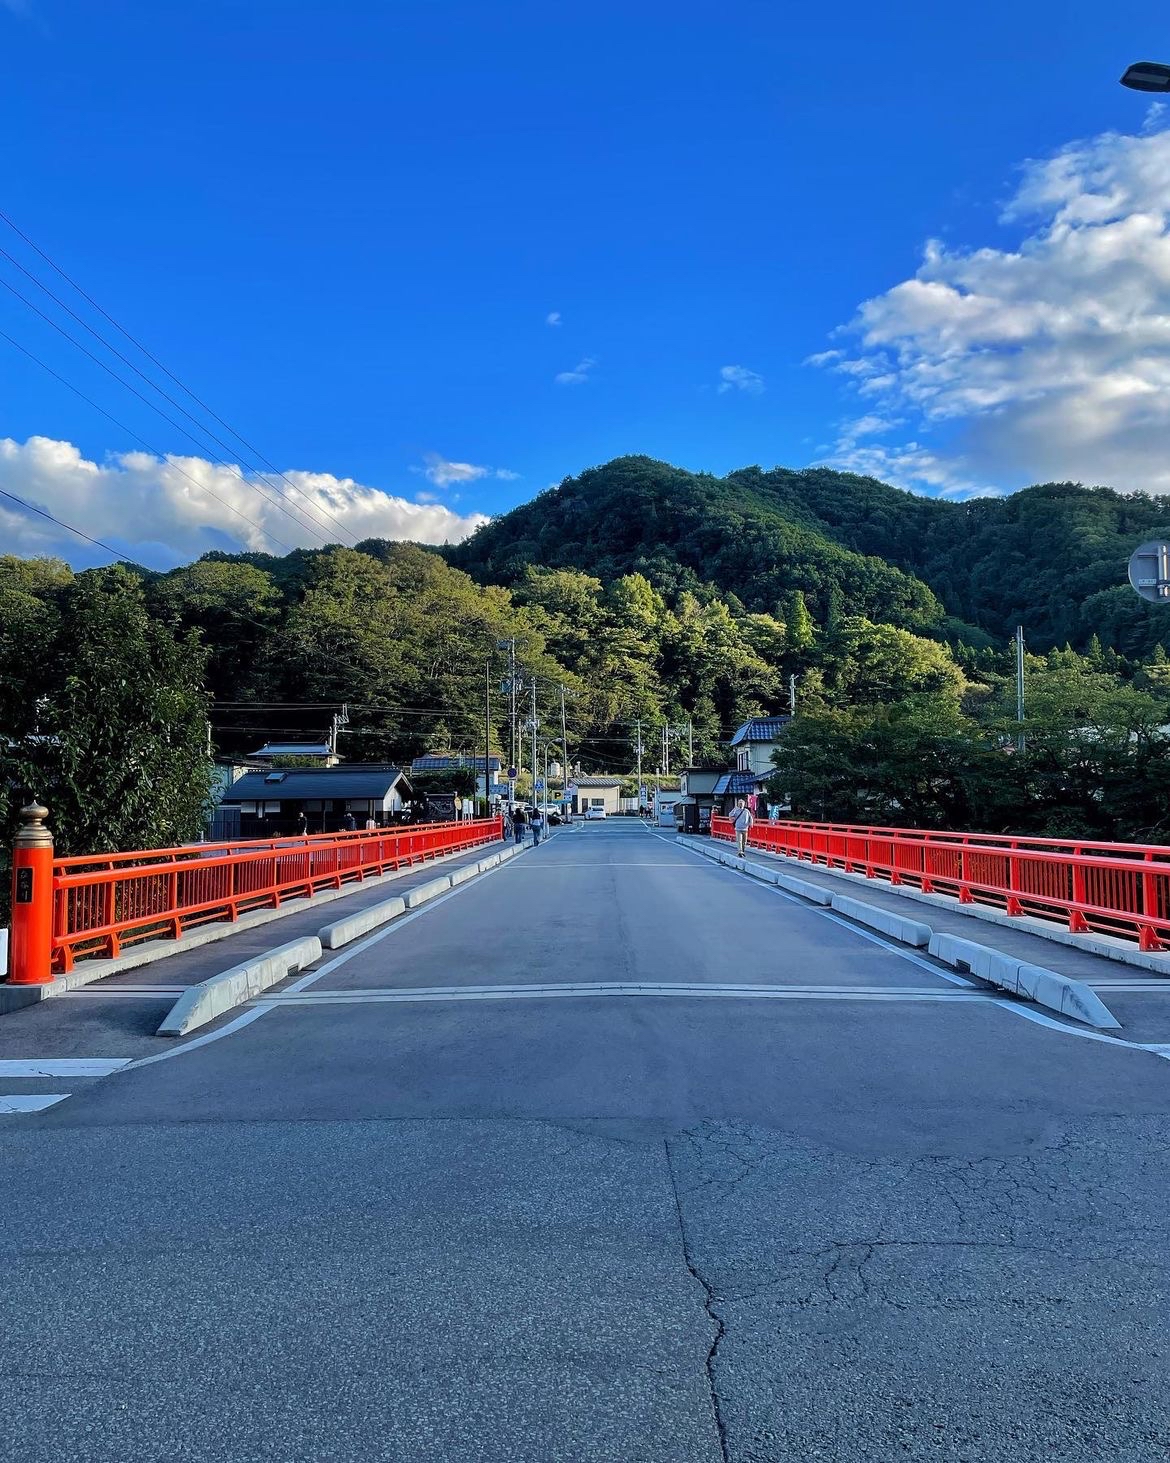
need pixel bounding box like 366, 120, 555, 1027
0, 484, 124, 559
0, 212, 361, 546
0, 328, 294, 553
0, 274, 336, 547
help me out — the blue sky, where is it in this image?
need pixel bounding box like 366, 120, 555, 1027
2, 0, 1169, 565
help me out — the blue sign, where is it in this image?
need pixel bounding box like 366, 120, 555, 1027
535, 778, 544, 791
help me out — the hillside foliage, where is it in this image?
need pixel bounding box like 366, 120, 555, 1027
3, 456, 1170, 859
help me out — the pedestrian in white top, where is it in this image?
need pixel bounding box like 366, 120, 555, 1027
731, 798, 753, 857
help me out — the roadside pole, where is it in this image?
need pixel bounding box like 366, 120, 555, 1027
9, 800, 54, 985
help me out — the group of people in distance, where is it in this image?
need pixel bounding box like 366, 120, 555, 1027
508, 804, 546, 846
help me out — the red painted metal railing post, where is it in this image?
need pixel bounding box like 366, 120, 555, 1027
8, 801, 55, 985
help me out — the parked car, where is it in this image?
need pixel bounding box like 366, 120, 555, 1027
585, 807, 607, 820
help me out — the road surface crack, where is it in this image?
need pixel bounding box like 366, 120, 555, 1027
665, 1137, 730, 1463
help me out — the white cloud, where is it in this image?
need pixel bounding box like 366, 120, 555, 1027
717, 364, 765, 395
418, 452, 490, 487
813, 116, 1170, 495
555, 357, 595, 385
546, 311, 562, 326
0, 436, 489, 567
414, 452, 518, 487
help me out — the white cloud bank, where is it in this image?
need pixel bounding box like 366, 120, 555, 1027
0, 436, 489, 567
813, 115, 1170, 497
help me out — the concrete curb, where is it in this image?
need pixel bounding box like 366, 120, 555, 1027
830, 894, 933, 948
405, 874, 453, 908
319, 897, 407, 951
775, 873, 833, 906
157, 937, 322, 1037
928, 933, 1121, 1030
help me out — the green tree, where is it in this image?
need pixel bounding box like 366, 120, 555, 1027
1, 564, 215, 894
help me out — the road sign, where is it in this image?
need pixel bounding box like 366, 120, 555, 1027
535, 779, 544, 791
1127, 541, 1170, 603
508, 767, 517, 781
567, 782, 578, 796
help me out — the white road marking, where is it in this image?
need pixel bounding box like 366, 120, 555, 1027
256, 981, 990, 1006
0, 1058, 132, 1077
0, 1094, 71, 1113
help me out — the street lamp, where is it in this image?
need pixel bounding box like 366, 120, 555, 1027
1120, 60, 1170, 92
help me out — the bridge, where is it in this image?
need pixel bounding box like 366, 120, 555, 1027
2, 811, 1169, 1462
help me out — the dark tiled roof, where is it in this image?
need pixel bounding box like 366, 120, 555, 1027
728, 716, 792, 747
711, 771, 763, 796
411, 754, 502, 773
224, 766, 407, 801
575, 776, 623, 787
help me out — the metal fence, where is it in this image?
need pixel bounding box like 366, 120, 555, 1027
710, 814, 1170, 951
51, 817, 504, 970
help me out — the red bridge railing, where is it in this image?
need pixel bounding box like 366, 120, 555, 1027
710, 814, 1170, 952
49, 817, 504, 972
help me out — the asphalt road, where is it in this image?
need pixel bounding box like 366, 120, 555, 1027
2, 821, 1168, 1462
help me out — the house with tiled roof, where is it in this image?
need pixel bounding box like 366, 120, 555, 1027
220, 765, 413, 836
705, 716, 793, 815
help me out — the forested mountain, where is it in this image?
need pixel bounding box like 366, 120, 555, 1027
3, 454, 1170, 860
450, 456, 1170, 657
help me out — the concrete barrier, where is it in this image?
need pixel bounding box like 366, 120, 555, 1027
318, 896, 407, 951
157, 936, 322, 1037
476, 853, 501, 873
775, 873, 834, 906
928, 932, 1120, 1030
404, 874, 454, 909
449, 865, 479, 887
830, 894, 933, 948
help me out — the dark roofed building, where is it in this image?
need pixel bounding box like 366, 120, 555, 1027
411, 753, 505, 802
220, 765, 412, 836
727, 716, 791, 779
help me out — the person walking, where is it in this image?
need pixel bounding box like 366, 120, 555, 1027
530, 806, 545, 846
296, 811, 308, 838
364, 814, 378, 831
731, 797, 753, 857
512, 805, 527, 844
342, 812, 357, 832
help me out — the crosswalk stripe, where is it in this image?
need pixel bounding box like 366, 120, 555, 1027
0, 1094, 71, 1113
0, 1058, 132, 1077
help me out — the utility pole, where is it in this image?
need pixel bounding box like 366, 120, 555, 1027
560, 684, 569, 813
328, 703, 349, 762
530, 679, 539, 811
484, 657, 492, 818
789, 673, 797, 716
635, 720, 643, 813
687, 720, 693, 766
1015, 625, 1026, 754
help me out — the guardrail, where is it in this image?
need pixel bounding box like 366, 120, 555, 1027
7, 814, 504, 981
710, 814, 1170, 951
